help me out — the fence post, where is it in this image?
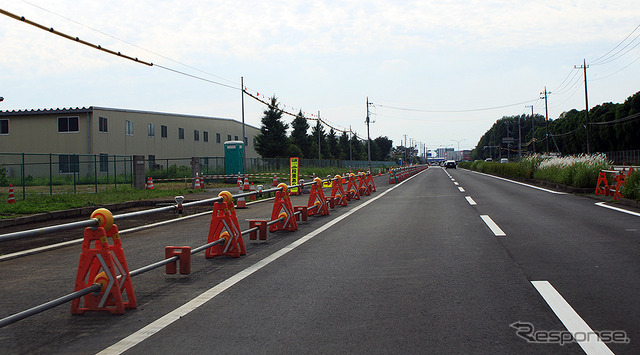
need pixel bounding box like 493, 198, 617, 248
133, 155, 146, 189
94, 154, 98, 193
49, 153, 53, 196
190, 157, 200, 189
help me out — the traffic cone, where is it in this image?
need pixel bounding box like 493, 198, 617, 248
200, 177, 205, 189
194, 176, 201, 189
272, 173, 278, 187
250, 183, 256, 201
236, 185, 247, 208
237, 173, 242, 187
7, 184, 15, 204
146, 177, 154, 190
243, 177, 250, 192
378, 169, 381, 176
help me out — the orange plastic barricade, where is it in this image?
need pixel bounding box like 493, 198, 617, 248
205, 191, 246, 258
269, 183, 298, 232
366, 172, 377, 192
595, 171, 609, 196
346, 173, 361, 200
331, 175, 348, 207
72, 209, 136, 315
357, 172, 371, 196
306, 178, 329, 217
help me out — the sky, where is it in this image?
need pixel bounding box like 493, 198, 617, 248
1, 0, 640, 153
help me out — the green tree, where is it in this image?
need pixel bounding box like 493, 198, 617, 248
373, 136, 393, 160
255, 96, 290, 158
338, 131, 350, 160
328, 128, 340, 159
290, 110, 311, 158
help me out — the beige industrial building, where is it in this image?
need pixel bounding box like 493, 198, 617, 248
0, 106, 260, 156
0, 106, 260, 176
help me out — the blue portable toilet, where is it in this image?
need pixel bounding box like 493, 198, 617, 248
224, 141, 245, 177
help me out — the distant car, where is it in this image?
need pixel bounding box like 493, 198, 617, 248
485, 158, 493, 162
500, 158, 509, 164
445, 160, 456, 169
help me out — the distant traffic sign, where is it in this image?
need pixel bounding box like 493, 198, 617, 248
502, 137, 515, 144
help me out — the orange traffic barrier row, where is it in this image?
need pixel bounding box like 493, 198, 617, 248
388, 165, 428, 184
595, 166, 635, 201
62, 173, 380, 317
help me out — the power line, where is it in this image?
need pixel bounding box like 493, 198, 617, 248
374, 98, 539, 113
591, 23, 640, 65
21, 0, 240, 88
0, 7, 152, 66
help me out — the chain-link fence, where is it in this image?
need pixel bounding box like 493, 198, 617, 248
1, 153, 397, 199
604, 150, 640, 165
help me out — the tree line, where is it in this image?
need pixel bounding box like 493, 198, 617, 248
471, 91, 640, 160
255, 96, 394, 161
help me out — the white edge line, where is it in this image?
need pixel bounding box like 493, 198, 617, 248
595, 202, 640, 217
458, 187, 466, 192
466, 169, 566, 195
480, 215, 506, 236
97, 169, 425, 354
531, 281, 614, 355
465, 196, 477, 206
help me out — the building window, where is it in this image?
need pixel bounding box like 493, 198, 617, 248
216, 133, 221, 143
227, 134, 231, 141
178, 127, 184, 140
58, 117, 79, 133
0, 119, 8, 135
161, 125, 168, 138
148, 155, 156, 169
125, 120, 134, 136
148, 123, 155, 137
98, 117, 108, 133
99, 153, 109, 172
59, 154, 79, 173
194, 130, 200, 141
253, 138, 257, 146
244, 137, 248, 145
203, 131, 208, 142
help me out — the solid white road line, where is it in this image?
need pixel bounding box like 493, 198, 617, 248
480, 215, 506, 236
531, 281, 614, 355
595, 202, 640, 217
454, 182, 459, 186
97, 169, 425, 355
466, 169, 566, 194
458, 187, 466, 192
465, 196, 477, 206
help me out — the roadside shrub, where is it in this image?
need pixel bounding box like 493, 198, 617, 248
622, 171, 640, 200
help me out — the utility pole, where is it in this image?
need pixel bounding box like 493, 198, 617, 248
518, 114, 522, 160
366, 97, 372, 172
540, 87, 551, 155
526, 105, 534, 154
349, 125, 352, 162
317, 111, 321, 161
575, 59, 590, 154
241, 77, 246, 174
403, 134, 407, 164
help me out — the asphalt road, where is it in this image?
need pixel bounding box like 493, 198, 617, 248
1, 168, 638, 354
